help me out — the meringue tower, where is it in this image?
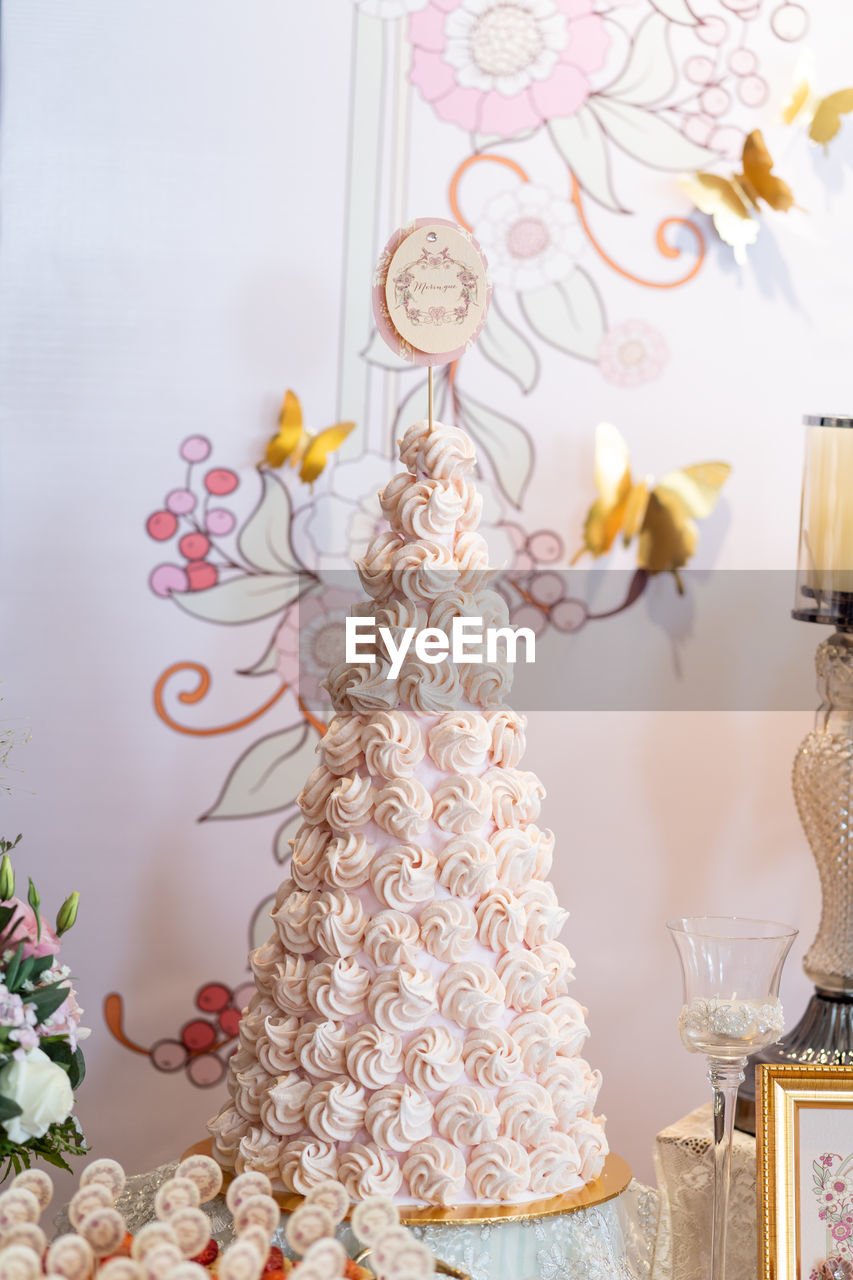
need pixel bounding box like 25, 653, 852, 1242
208, 420, 607, 1206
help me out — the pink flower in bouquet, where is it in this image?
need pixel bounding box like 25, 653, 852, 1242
409, 0, 609, 138
5, 899, 60, 959
41, 983, 90, 1053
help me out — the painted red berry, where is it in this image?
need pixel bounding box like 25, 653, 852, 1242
263, 1248, 284, 1275
196, 983, 232, 1014
147, 511, 178, 541
218, 1007, 242, 1038
204, 468, 239, 496
181, 1019, 217, 1052
186, 561, 218, 591
191, 1241, 219, 1267
179, 533, 211, 561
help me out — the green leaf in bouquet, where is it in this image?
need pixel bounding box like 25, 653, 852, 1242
27, 979, 71, 1024
4, 943, 25, 994
69, 1048, 85, 1090
0, 905, 21, 944
27, 956, 54, 981
0, 1097, 23, 1122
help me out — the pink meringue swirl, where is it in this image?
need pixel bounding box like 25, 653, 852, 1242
535, 940, 576, 996
497, 948, 549, 1012
475, 887, 526, 952
338, 1143, 403, 1200
489, 829, 539, 893
381, 472, 479, 540
427, 711, 491, 772
461, 1028, 523, 1088
318, 715, 365, 777
463, 659, 512, 707
345, 662, 398, 717
438, 962, 505, 1029
542, 996, 591, 1056
235, 1126, 284, 1178
453, 531, 491, 591
272, 889, 315, 954
361, 710, 425, 780
483, 707, 527, 768
304, 1080, 366, 1142
435, 1085, 500, 1146
370, 842, 437, 911
390, 539, 457, 602
404, 1027, 464, 1092
356, 530, 404, 599
528, 1133, 583, 1196
373, 779, 433, 839
402, 1139, 466, 1207
398, 419, 476, 482
289, 823, 331, 891
324, 832, 374, 891
432, 775, 492, 834
307, 889, 366, 958
364, 1084, 434, 1152
498, 1081, 555, 1146
280, 1138, 339, 1193
297, 766, 337, 824
419, 899, 477, 963
363, 909, 421, 967
306, 957, 370, 1020
345, 1024, 404, 1089
271, 956, 313, 1016
569, 1116, 609, 1182
437, 835, 498, 901
238, 994, 278, 1047
509, 1010, 561, 1075
325, 775, 374, 832
248, 937, 284, 994
485, 767, 545, 828
468, 1138, 530, 1201
540, 1057, 602, 1130
257, 1014, 300, 1075
208, 1104, 249, 1166
367, 964, 439, 1032
518, 882, 569, 946
398, 657, 462, 717
259, 1073, 312, 1137
295, 1019, 348, 1078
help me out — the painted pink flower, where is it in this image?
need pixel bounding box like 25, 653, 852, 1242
597, 320, 668, 388
5, 900, 61, 959
409, 0, 609, 138
275, 587, 362, 714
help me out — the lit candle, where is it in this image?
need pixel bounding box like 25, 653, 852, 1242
794, 416, 853, 623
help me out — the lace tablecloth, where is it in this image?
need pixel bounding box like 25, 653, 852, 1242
57, 1163, 660, 1280
651, 1103, 757, 1280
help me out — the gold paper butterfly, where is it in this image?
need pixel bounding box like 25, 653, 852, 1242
783, 78, 853, 150
264, 390, 355, 484
574, 423, 731, 588
681, 129, 794, 265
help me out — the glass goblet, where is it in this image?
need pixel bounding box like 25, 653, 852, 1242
668, 916, 797, 1280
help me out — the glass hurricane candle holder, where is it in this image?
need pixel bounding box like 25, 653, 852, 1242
668, 916, 797, 1280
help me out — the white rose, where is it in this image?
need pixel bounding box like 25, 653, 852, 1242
0, 1047, 73, 1144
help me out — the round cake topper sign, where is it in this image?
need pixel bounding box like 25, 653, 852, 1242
373, 218, 491, 367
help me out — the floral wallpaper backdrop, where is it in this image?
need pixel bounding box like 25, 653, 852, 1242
3, 0, 852, 1191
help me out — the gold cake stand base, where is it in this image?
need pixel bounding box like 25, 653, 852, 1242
182, 1138, 631, 1225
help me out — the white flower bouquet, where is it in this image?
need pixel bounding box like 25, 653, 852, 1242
0, 835, 88, 1179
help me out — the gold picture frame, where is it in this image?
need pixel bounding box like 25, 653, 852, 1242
757, 1063, 853, 1279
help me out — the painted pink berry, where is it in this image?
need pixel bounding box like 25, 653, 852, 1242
181, 1019, 217, 1053
710, 125, 744, 158
696, 15, 728, 44
186, 1054, 226, 1088
231, 984, 255, 1013
218, 1007, 241, 1038
509, 604, 548, 638
683, 115, 714, 146
527, 530, 563, 563
151, 1039, 188, 1072
166, 488, 197, 516
196, 983, 232, 1014
528, 572, 564, 609
147, 511, 178, 541
180, 436, 212, 464
204, 469, 239, 496
179, 533, 211, 561
186, 561, 218, 591
684, 56, 714, 84
738, 74, 768, 107
206, 508, 236, 536
551, 599, 588, 633
728, 48, 757, 75
700, 86, 731, 117
150, 564, 189, 597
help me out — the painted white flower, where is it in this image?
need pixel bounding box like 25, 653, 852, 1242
444, 0, 568, 98
597, 319, 668, 388
475, 183, 584, 291
0, 1046, 73, 1144
355, 0, 429, 16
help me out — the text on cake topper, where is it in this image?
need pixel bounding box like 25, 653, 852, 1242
345, 616, 535, 679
